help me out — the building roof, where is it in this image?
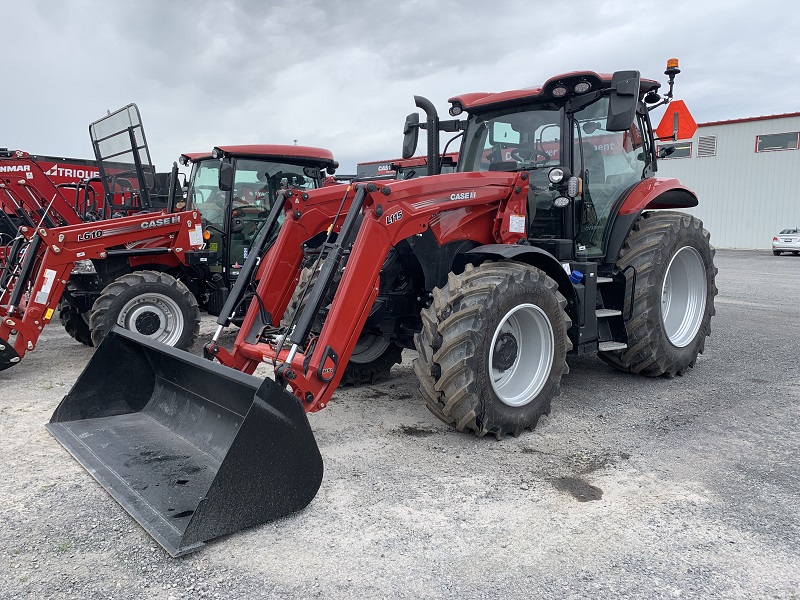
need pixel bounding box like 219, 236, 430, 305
699, 112, 800, 128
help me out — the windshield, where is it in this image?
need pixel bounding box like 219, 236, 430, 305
459, 105, 562, 172
188, 158, 318, 219
187, 158, 319, 274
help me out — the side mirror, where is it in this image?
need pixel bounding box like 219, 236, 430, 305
402, 113, 420, 159
606, 70, 640, 132
218, 162, 234, 192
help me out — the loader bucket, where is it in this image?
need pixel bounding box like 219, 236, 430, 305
46, 326, 323, 557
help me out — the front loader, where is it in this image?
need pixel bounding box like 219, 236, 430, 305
49, 60, 717, 555
0, 209, 206, 369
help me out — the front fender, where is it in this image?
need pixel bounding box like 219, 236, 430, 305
466, 244, 575, 306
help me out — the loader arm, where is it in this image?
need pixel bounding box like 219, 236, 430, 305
0, 153, 85, 227
0, 210, 204, 370
233, 173, 528, 411
1, 185, 36, 235
207, 184, 355, 372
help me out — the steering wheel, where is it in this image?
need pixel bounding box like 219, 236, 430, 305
510, 148, 550, 166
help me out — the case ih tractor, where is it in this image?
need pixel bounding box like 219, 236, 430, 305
0, 104, 339, 370
47, 61, 717, 556
356, 153, 458, 180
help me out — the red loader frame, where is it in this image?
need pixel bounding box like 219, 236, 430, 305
0, 209, 204, 369
0, 151, 85, 229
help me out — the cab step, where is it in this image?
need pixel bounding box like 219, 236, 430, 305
597, 276, 613, 284
596, 308, 622, 318
598, 341, 627, 352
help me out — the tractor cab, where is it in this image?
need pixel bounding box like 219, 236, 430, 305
180, 145, 339, 314
449, 71, 661, 261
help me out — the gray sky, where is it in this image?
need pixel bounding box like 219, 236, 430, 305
3, 0, 799, 174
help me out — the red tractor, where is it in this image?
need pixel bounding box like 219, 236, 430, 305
48, 61, 717, 556
0, 142, 339, 369
1, 102, 340, 369
356, 152, 458, 180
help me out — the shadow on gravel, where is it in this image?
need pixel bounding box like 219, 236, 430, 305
397, 424, 439, 437
552, 476, 603, 502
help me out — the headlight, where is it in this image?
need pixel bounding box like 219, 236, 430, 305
551, 86, 568, 98
553, 196, 570, 208
549, 168, 565, 184
71, 259, 96, 274
449, 102, 463, 116
574, 81, 592, 93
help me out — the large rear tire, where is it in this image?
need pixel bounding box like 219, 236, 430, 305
89, 270, 200, 349
58, 301, 93, 347
281, 266, 402, 386
414, 262, 571, 438
598, 211, 717, 377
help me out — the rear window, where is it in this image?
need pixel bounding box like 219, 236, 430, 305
779, 228, 799, 234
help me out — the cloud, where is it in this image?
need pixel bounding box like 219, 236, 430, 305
3, 0, 799, 172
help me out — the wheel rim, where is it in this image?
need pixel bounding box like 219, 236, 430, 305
661, 246, 707, 348
116, 292, 184, 346
489, 303, 554, 407
350, 334, 391, 364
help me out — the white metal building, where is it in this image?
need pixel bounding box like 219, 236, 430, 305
654, 112, 800, 249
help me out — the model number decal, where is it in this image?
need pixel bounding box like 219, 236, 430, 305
77, 229, 103, 242
450, 191, 477, 201
386, 210, 403, 225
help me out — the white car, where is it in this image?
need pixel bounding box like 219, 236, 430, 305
772, 228, 800, 255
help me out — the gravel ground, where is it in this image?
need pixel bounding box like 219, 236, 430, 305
1, 249, 798, 599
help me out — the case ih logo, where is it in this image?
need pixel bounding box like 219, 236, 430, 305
141, 215, 181, 229
450, 191, 477, 201
0, 164, 31, 173
44, 165, 100, 179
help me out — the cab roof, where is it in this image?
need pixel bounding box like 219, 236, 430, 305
181, 145, 338, 169
449, 71, 660, 112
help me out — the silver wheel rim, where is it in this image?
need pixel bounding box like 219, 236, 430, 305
661, 246, 707, 348
489, 303, 554, 407
116, 292, 184, 346
350, 334, 391, 364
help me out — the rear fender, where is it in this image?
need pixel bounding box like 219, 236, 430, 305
605, 178, 697, 265
617, 178, 698, 215
466, 244, 576, 308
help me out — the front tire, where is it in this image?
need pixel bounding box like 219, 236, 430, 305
598, 211, 717, 377
58, 301, 93, 347
414, 262, 571, 438
89, 270, 200, 349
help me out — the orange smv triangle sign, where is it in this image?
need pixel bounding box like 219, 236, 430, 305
654, 100, 698, 141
